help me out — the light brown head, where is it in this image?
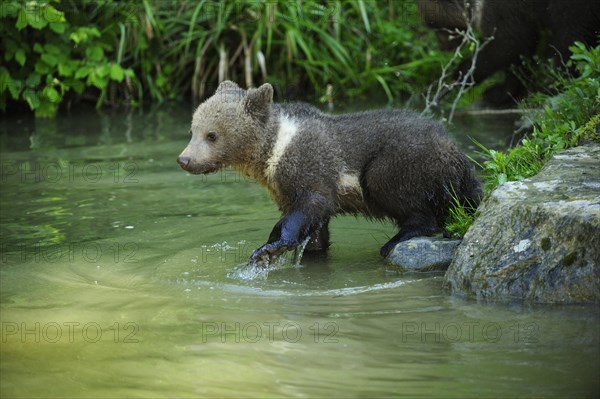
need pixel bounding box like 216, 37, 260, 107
177, 81, 273, 174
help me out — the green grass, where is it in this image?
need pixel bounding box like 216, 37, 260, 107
444, 187, 480, 238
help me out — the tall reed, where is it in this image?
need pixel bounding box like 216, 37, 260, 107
1, 0, 445, 116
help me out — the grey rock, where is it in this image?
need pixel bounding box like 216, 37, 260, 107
446, 143, 600, 303
386, 237, 462, 271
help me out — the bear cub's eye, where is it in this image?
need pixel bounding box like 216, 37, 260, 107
206, 131, 218, 142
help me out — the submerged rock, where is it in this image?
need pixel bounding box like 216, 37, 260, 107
446, 143, 600, 303
386, 237, 461, 271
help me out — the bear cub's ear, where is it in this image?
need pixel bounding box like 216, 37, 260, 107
215, 80, 244, 103
216, 80, 240, 92
244, 83, 273, 123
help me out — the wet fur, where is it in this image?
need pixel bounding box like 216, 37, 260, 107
178, 81, 482, 265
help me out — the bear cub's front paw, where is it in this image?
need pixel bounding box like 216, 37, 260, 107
247, 242, 289, 267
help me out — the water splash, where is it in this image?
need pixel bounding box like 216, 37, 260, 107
227, 262, 272, 281
228, 236, 311, 281
292, 235, 311, 266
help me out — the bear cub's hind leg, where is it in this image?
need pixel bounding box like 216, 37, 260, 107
304, 219, 330, 253
380, 214, 439, 257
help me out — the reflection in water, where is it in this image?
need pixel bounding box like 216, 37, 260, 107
1, 104, 597, 398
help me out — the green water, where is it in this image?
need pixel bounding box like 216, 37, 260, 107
1, 104, 598, 398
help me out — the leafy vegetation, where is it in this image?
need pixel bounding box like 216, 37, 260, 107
444, 42, 600, 237
0, 1, 139, 117
1, 0, 446, 117
477, 42, 600, 192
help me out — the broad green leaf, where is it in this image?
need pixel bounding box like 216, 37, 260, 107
16, 9, 27, 30
49, 22, 65, 33
43, 86, 61, 103
33, 43, 43, 53
86, 45, 104, 62
35, 60, 50, 74
75, 66, 92, 79
44, 44, 61, 55
0, 70, 10, 94
110, 64, 124, 82
41, 53, 58, 66
26, 73, 41, 87
23, 90, 40, 109
88, 72, 108, 89
70, 27, 101, 44
27, 9, 48, 29
156, 73, 167, 88
8, 79, 23, 99
96, 64, 110, 78
15, 49, 26, 66
58, 62, 73, 77
0, 2, 21, 19
70, 32, 82, 44
110, 64, 125, 82
42, 5, 65, 23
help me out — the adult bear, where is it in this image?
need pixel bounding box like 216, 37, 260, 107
418, 0, 600, 105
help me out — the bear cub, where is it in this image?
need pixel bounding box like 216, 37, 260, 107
178, 81, 482, 266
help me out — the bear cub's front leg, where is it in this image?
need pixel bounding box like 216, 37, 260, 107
248, 209, 324, 267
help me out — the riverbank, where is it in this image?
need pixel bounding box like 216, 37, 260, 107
447, 143, 600, 303
389, 43, 600, 303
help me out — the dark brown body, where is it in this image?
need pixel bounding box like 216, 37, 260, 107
418, 0, 600, 105
178, 82, 482, 265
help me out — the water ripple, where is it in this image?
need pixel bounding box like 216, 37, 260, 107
178, 273, 414, 298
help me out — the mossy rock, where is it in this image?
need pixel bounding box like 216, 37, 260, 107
446, 144, 600, 303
